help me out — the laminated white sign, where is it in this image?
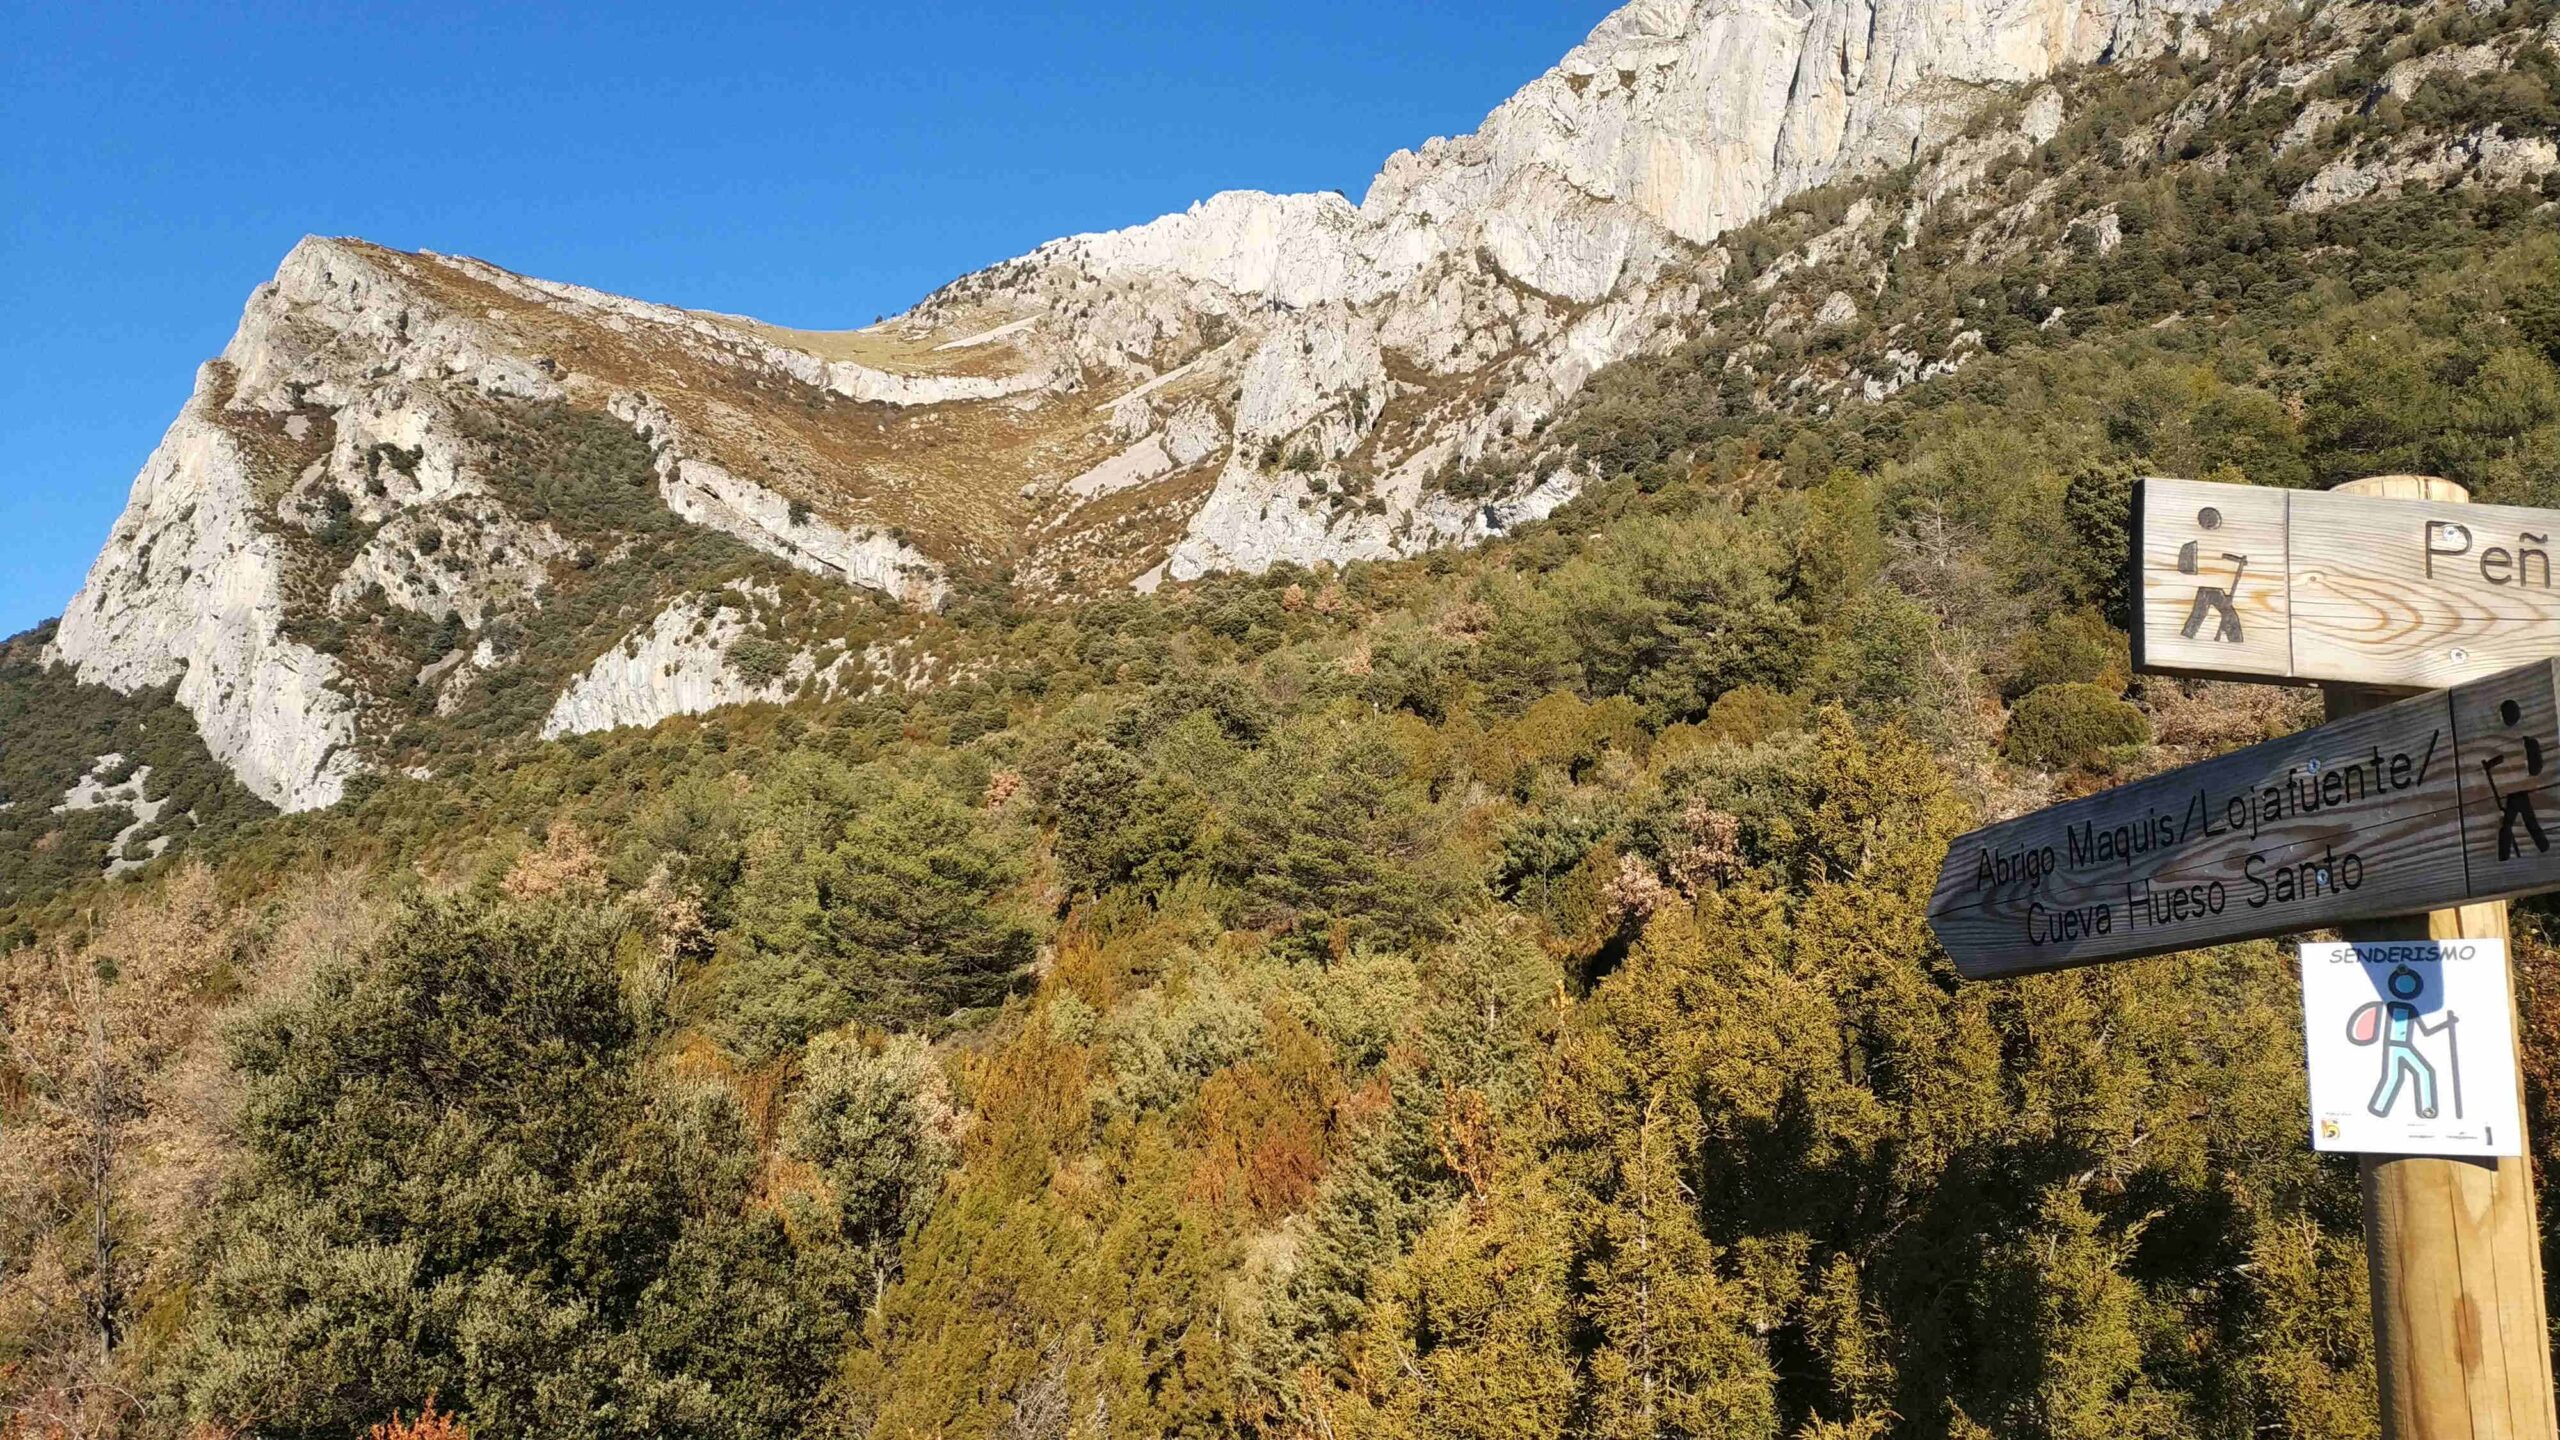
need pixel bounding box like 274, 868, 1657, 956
2299, 940, 2524, 1157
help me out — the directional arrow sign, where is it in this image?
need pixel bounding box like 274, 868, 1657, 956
1930, 660, 2560, 979
2132, 477, 2560, 688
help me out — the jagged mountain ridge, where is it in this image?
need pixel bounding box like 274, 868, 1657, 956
55, 0, 2233, 811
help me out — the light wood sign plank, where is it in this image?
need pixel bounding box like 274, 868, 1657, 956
1930, 660, 2560, 979
2132, 477, 2560, 688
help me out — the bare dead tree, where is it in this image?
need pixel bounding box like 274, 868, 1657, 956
4, 940, 140, 1368
1, 867, 237, 1437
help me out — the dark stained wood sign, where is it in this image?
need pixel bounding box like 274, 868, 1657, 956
1930, 660, 2560, 979
2132, 477, 2560, 688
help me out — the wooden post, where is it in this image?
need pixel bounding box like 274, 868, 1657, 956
2326, 474, 2558, 1439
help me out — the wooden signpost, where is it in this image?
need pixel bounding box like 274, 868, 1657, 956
1937, 474, 2560, 1438
1929, 657, 2560, 979
2133, 475, 2560, 689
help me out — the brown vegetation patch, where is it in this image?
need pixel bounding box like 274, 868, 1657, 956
368, 245, 1126, 573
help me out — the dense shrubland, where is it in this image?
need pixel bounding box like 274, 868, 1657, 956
0, 625, 272, 918
8, 4, 2560, 1438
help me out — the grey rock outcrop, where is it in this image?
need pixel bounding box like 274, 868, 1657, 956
542, 587, 813, 739
2291, 127, 2560, 212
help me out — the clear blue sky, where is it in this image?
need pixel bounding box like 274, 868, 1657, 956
0, 0, 1613, 636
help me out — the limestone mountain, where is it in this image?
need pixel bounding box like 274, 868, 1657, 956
11, 1, 2560, 1427
40, 0, 2555, 817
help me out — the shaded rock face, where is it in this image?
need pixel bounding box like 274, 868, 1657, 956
56, 0, 2223, 809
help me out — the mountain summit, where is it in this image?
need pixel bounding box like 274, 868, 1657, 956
56, 0, 2222, 810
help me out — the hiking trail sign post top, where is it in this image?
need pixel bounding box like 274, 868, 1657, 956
1953, 474, 2560, 1439
2132, 476, 2560, 689
1926, 659, 2560, 980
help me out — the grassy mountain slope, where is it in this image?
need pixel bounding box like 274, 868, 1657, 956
6, 3, 2560, 1438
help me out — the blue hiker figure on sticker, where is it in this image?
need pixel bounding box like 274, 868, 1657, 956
2177, 506, 2249, 644
2345, 964, 2461, 1121
2481, 697, 2550, 863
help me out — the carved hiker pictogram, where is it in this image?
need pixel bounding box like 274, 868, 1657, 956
2176, 505, 2249, 644
2483, 697, 2551, 862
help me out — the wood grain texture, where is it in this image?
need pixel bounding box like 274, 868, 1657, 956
2132, 476, 2293, 679
2133, 476, 2560, 688
2347, 904, 2556, 1440
1930, 662, 2560, 978
2328, 651, 2555, 1440
2452, 665, 2560, 898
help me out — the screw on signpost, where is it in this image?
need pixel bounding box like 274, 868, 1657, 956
2324, 475, 2556, 1440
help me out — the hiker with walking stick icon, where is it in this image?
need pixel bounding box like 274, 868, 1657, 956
2482, 697, 2552, 863
2345, 964, 2461, 1121
2179, 506, 2250, 644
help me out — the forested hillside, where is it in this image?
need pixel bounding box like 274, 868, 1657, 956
8, 3, 2560, 1438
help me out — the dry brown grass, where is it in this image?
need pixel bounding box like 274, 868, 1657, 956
2141, 677, 2324, 766
709, 311, 1039, 381
1020, 461, 1224, 593
368, 245, 1146, 578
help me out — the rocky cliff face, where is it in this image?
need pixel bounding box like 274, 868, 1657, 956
54, 0, 2232, 810
53, 361, 368, 810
